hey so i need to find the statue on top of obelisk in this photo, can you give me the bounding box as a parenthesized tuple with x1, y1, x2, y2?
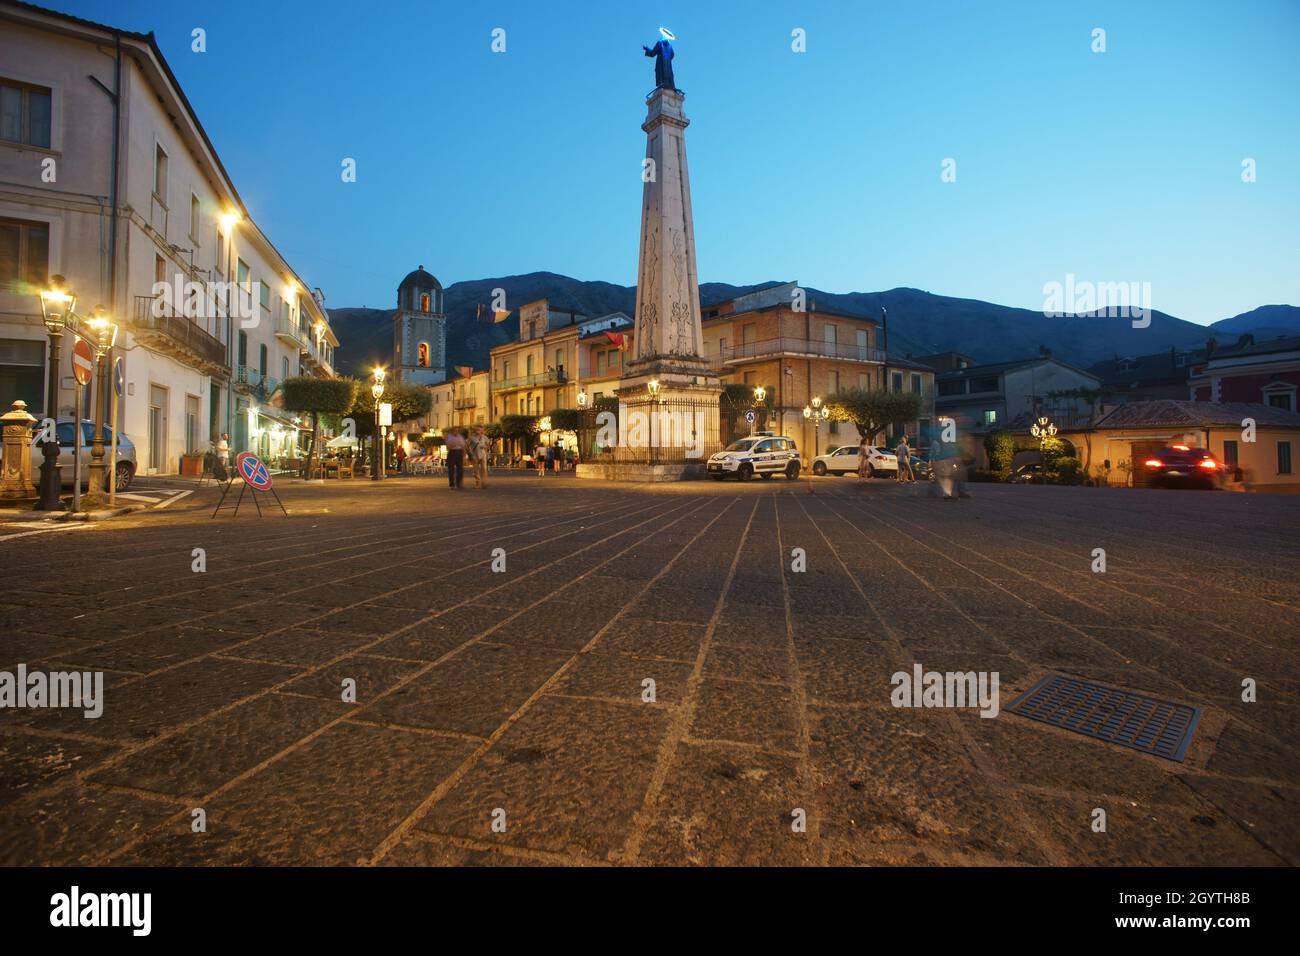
(643, 27, 677, 91)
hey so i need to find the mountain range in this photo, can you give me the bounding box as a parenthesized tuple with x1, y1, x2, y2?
(327, 273, 1300, 379)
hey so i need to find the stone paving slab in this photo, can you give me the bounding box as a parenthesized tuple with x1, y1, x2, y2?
(0, 476, 1296, 866)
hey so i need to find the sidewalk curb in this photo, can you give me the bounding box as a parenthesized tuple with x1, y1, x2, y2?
(52, 504, 148, 522)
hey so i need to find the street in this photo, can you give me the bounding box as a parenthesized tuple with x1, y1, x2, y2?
(1, 476, 1296, 866)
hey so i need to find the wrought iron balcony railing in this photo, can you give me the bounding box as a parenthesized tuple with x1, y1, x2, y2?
(132, 295, 228, 371)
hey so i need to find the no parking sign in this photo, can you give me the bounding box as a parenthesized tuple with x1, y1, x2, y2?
(236, 452, 273, 490)
(214, 452, 287, 518)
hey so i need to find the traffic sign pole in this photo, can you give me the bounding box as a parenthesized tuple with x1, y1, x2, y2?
(109, 355, 121, 508)
(70, 336, 94, 513)
(72, 382, 81, 513)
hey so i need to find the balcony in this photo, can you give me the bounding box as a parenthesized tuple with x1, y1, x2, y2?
(132, 295, 229, 374)
(233, 365, 279, 401)
(275, 315, 308, 349)
(491, 368, 567, 392)
(721, 337, 886, 365)
(453, 396, 477, 410)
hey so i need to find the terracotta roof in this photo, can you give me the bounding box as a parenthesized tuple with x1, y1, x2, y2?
(1093, 400, 1300, 429)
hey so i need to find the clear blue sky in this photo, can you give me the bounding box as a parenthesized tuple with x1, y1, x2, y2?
(57, 0, 1300, 324)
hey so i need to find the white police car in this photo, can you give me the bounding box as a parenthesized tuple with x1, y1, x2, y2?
(707, 433, 801, 481)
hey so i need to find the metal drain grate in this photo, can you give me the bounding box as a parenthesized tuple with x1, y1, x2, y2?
(1006, 673, 1201, 762)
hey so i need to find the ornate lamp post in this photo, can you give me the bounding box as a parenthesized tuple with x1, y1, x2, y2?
(647, 378, 660, 401)
(752, 384, 766, 433)
(37, 275, 76, 511)
(576, 386, 588, 409)
(1031, 416, 1058, 449)
(803, 396, 830, 459)
(370, 366, 385, 481)
(85, 306, 118, 502)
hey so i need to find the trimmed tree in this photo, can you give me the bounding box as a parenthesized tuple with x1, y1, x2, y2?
(983, 429, 1016, 474)
(823, 388, 923, 444)
(280, 376, 358, 478)
(498, 414, 539, 462)
(347, 378, 433, 468)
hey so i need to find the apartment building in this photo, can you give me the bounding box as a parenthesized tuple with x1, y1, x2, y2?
(1188, 334, 1300, 411)
(923, 350, 1102, 434)
(701, 283, 935, 451)
(428, 370, 489, 434)
(0, 1, 337, 475)
(489, 298, 584, 419)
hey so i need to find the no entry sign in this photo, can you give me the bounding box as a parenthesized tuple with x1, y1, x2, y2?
(236, 452, 273, 490)
(72, 338, 95, 386)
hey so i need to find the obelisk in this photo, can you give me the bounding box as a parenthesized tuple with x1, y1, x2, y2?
(615, 39, 721, 479)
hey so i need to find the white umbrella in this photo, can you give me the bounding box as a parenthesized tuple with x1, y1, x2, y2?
(325, 433, 358, 448)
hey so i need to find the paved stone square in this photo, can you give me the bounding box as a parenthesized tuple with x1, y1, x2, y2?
(1, 475, 1296, 866)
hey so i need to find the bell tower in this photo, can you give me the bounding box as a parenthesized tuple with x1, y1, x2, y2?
(393, 265, 446, 385)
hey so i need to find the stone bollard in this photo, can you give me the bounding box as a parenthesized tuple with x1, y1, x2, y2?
(1, 399, 38, 501)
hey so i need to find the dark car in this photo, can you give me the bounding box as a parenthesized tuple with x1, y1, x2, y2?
(1006, 462, 1045, 484)
(1142, 445, 1223, 489)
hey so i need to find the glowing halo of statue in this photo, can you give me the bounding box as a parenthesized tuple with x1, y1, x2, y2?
(659, 26, 676, 40)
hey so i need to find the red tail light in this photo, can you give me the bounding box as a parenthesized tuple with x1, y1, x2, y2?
(1172, 444, 1190, 451)
(1198, 459, 1218, 470)
(1144, 459, 1164, 468)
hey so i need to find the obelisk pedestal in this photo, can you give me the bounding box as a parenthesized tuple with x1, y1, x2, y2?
(604, 86, 720, 480)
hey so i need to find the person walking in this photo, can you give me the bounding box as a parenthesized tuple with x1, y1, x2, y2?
(895, 435, 913, 483)
(547, 441, 559, 475)
(856, 434, 870, 480)
(468, 424, 490, 489)
(444, 428, 466, 489)
(535, 441, 547, 477)
(394, 442, 406, 474)
(216, 432, 230, 468)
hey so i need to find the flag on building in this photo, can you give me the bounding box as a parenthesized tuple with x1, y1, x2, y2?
(456, 366, 474, 379)
(604, 331, 628, 351)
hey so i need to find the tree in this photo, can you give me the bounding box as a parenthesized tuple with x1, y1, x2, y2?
(280, 376, 357, 478)
(498, 414, 539, 460)
(347, 379, 433, 438)
(823, 388, 923, 443)
(983, 429, 1016, 474)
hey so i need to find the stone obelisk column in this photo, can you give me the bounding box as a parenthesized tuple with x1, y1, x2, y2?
(616, 86, 721, 479)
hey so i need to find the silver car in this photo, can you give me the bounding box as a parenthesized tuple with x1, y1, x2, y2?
(29, 418, 136, 491)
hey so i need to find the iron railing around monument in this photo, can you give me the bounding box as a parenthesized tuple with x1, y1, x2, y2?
(578, 395, 722, 466)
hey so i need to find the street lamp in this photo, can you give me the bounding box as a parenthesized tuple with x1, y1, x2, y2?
(371, 366, 385, 481)
(647, 378, 660, 399)
(1031, 416, 1058, 450)
(803, 396, 830, 459)
(85, 306, 118, 501)
(576, 387, 588, 409)
(36, 275, 76, 511)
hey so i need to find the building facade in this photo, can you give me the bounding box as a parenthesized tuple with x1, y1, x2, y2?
(489, 298, 584, 420)
(700, 283, 935, 453)
(0, 2, 337, 476)
(926, 352, 1102, 434)
(1188, 334, 1300, 411)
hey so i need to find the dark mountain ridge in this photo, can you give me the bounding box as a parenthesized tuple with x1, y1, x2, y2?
(328, 272, 1298, 379)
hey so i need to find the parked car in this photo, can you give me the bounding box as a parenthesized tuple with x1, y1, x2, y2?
(29, 418, 136, 491)
(1142, 445, 1223, 489)
(707, 434, 801, 480)
(810, 444, 897, 477)
(1006, 462, 1045, 484)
